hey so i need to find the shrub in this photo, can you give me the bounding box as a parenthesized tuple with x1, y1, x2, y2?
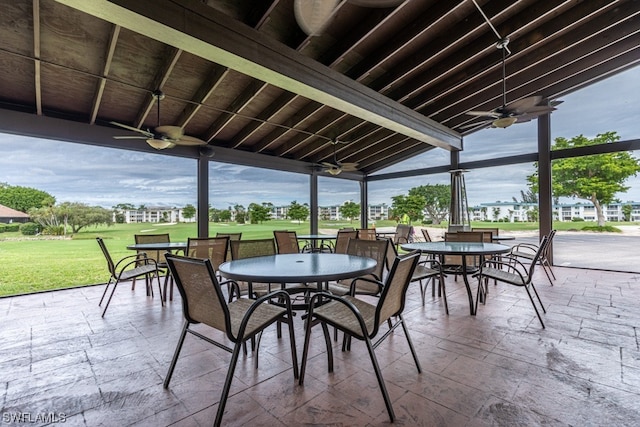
(0, 224, 5, 233)
(571, 217, 585, 222)
(20, 222, 39, 235)
(4, 223, 19, 232)
(582, 225, 621, 233)
(43, 225, 65, 235)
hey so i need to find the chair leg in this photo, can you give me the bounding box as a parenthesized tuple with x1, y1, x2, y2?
(299, 315, 315, 385)
(363, 335, 395, 423)
(321, 322, 333, 373)
(524, 285, 546, 328)
(439, 274, 449, 315)
(100, 279, 120, 317)
(214, 342, 243, 427)
(398, 314, 421, 372)
(163, 321, 189, 388)
(286, 313, 300, 379)
(99, 279, 112, 306)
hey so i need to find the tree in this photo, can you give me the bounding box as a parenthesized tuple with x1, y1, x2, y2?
(408, 184, 450, 225)
(492, 207, 500, 222)
(0, 183, 55, 212)
(287, 200, 309, 224)
(182, 204, 196, 221)
(29, 202, 112, 234)
(234, 204, 246, 224)
(339, 201, 360, 223)
(622, 204, 633, 222)
(248, 202, 273, 224)
(528, 132, 640, 226)
(391, 194, 426, 224)
(219, 209, 232, 222)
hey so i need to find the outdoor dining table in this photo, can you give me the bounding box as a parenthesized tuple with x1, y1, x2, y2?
(401, 241, 511, 315)
(218, 252, 376, 310)
(126, 242, 187, 252)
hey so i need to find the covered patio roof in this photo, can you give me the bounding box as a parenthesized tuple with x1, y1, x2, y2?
(1, 0, 639, 176)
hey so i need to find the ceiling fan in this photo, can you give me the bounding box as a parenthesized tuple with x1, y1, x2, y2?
(462, 38, 562, 131)
(294, 0, 404, 36)
(110, 90, 207, 150)
(319, 138, 359, 175)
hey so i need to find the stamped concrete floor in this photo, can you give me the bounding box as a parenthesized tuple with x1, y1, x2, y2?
(2, 266, 640, 426)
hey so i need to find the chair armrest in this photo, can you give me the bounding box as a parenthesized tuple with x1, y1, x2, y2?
(114, 253, 150, 270)
(475, 258, 527, 281)
(510, 243, 539, 254)
(219, 279, 241, 300)
(115, 256, 157, 275)
(306, 292, 369, 337)
(347, 275, 384, 296)
(233, 289, 295, 342)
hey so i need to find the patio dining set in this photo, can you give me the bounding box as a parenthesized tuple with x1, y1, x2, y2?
(95, 226, 555, 425)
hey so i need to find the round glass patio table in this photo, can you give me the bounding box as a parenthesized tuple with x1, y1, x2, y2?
(401, 242, 511, 315)
(297, 234, 337, 252)
(219, 253, 376, 309)
(126, 242, 187, 252)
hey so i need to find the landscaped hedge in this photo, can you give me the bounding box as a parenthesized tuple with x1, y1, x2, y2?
(20, 222, 39, 235)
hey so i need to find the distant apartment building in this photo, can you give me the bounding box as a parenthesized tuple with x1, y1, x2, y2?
(471, 201, 640, 222)
(269, 202, 390, 221)
(116, 206, 196, 223)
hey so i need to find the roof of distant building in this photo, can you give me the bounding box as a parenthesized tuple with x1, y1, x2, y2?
(0, 204, 30, 219)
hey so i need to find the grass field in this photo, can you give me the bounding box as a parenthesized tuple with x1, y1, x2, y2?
(0, 219, 373, 297)
(0, 219, 629, 297)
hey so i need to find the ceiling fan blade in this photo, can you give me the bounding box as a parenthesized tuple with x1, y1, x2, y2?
(155, 125, 184, 140)
(348, 0, 404, 6)
(110, 121, 154, 138)
(466, 110, 500, 118)
(505, 96, 543, 114)
(294, 0, 339, 35)
(459, 119, 493, 130)
(174, 135, 207, 146)
(321, 161, 338, 168)
(341, 165, 359, 172)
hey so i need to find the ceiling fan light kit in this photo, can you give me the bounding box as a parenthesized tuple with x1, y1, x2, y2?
(492, 116, 517, 128)
(111, 90, 207, 150)
(462, 4, 561, 131)
(146, 139, 175, 150)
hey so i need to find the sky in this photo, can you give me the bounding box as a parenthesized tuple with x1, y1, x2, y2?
(1, 65, 639, 210)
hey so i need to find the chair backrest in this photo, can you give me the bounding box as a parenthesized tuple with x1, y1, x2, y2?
(216, 232, 242, 241)
(346, 238, 388, 280)
(186, 236, 229, 270)
(96, 237, 116, 276)
(393, 224, 412, 244)
(334, 229, 357, 254)
(215, 232, 241, 261)
(524, 235, 550, 280)
(356, 228, 377, 240)
(165, 254, 230, 334)
(543, 229, 556, 258)
(375, 251, 420, 330)
(230, 238, 276, 260)
(444, 231, 485, 266)
(421, 228, 432, 242)
(134, 233, 170, 264)
(471, 227, 499, 240)
(382, 237, 398, 273)
(273, 230, 300, 254)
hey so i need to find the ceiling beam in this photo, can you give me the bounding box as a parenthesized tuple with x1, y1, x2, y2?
(32, 0, 42, 116)
(55, 0, 461, 151)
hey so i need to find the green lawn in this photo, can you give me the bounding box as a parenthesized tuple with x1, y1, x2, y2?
(0, 219, 633, 297)
(0, 219, 373, 297)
